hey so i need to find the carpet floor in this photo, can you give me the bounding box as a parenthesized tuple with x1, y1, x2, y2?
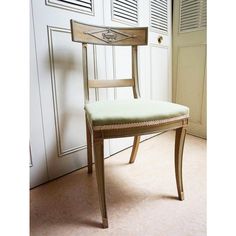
(30, 131, 206, 236)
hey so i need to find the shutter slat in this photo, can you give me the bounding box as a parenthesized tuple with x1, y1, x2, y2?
(151, 2, 167, 11)
(114, 1, 137, 12)
(181, 21, 199, 26)
(151, 3, 167, 15)
(151, 16, 167, 25)
(181, 16, 199, 23)
(112, 0, 138, 24)
(114, 12, 138, 21)
(151, 6, 168, 17)
(151, 23, 167, 29)
(151, 10, 168, 20)
(117, 0, 137, 8)
(182, 1, 199, 8)
(151, 23, 168, 30)
(151, 23, 167, 30)
(151, 11, 167, 21)
(152, 0, 167, 6)
(181, 11, 200, 18)
(114, 8, 137, 18)
(114, 3, 137, 15)
(151, 1, 167, 11)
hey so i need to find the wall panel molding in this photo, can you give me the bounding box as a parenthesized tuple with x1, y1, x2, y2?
(149, 43, 168, 100)
(47, 26, 87, 157)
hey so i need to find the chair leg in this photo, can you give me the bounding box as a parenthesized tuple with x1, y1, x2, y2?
(129, 136, 141, 164)
(86, 121, 93, 174)
(93, 138, 108, 228)
(175, 127, 187, 201)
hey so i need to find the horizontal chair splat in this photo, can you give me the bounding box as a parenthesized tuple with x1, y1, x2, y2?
(88, 79, 134, 88)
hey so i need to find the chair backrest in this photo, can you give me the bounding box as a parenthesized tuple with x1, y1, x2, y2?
(70, 20, 148, 103)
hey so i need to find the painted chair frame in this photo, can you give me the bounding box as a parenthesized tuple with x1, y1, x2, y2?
(70, 20, 188, 228)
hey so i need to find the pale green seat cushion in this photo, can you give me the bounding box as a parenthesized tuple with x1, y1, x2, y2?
(85, 99, 189, 126)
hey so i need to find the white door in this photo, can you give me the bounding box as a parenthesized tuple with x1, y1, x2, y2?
(173, 0, 207, 138)
(31, 0, 107, 183)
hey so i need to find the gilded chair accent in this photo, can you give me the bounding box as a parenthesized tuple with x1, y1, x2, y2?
(70, 20, 189, 228)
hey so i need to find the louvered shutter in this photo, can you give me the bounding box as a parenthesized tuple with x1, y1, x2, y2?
(150, 0, 168, 34)
(180, 0, 207, 32)
(46, 0, 93, 14)
(112, 0, 138, 25)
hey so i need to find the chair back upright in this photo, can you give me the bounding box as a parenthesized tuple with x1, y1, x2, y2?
(70, 20, 148, 103)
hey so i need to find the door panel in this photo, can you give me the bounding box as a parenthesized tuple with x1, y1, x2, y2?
(48, 27, 86, 155)
(150, 45, 169, 101)
(176, 45, 206, 124)
(114, 46, 133, 100)
(173, 0, 207, 138)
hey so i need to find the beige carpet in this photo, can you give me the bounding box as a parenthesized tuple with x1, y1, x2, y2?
(30, 132, 206, 236)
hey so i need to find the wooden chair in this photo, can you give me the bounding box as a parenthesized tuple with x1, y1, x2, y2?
(70, 20, 189, 228)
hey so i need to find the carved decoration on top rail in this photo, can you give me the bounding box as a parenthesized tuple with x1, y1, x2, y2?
(84, 28, 136, 43)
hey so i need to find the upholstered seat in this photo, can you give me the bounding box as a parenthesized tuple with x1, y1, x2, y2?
(85, 99, 189, 126)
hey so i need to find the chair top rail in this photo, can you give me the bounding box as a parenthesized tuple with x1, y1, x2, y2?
(71, 20, 148, 46)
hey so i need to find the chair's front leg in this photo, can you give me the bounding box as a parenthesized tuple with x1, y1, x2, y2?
(175, 127, 187, 201)
(93, 138, 108, 228)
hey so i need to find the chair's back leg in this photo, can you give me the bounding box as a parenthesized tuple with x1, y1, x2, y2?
(93, 138, 108, 228)
(86, 119, 93, 174)
(175, 127, 187, 201)
(128, 46, 141, 164)
(129, 136, 141, 164)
